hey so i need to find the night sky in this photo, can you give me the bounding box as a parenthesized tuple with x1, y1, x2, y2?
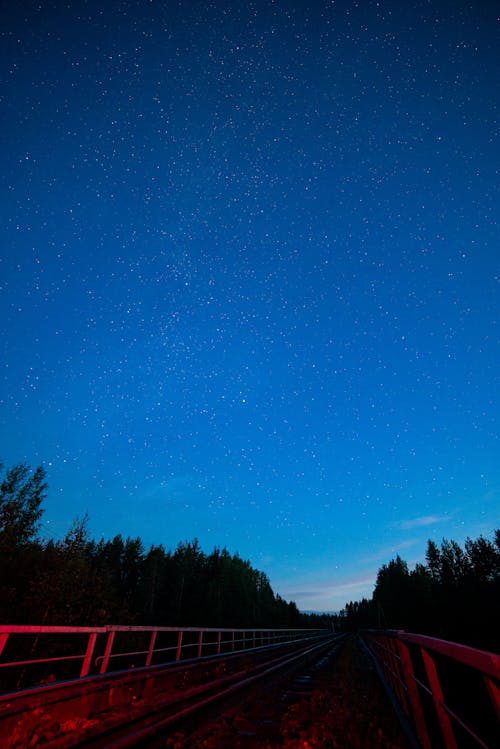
(1, 0, 498, 613)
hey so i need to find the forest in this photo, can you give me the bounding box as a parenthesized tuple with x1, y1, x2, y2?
(1, 461, 498, 653)
(0, 462, 322, 628)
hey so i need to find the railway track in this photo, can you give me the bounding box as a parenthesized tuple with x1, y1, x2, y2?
(160, 635, 412, 749)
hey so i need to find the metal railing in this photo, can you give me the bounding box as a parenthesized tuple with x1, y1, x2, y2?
(362, 630, 500, 749)
(0, 624, 330, 692)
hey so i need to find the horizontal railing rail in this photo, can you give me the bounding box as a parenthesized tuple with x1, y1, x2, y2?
(0, 624, 331, 693)
(361, 629, 500, 749)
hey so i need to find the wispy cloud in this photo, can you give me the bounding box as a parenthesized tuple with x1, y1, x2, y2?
(397, 515, 448, 530)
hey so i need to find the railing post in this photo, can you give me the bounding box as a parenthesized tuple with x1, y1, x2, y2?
(373, 636, 395, 698)
(145, 631, 157, 667)
(421, 648, 458, 749)
(396, 638, 432, 749)
(175, 631, 183, 661)
(197, 631, 203, 658)
(81, 632, 98, 677)
(100, 631, 115, 674)
(0, 633, 9, 657)
(231, 631, 235, 651)
(217, 631, 221, 655)
(387, 636, 408, 712)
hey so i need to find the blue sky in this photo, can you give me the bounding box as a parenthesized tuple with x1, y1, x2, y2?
(1, 0, 498, 613)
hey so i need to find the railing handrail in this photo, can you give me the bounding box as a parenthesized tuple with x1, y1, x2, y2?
(0, 624, 329, 634)
(364, 629, 500, 679)
(0, 625, 107, 634)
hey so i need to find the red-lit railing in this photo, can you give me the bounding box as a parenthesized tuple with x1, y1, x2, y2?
(0, 624, 329, 692)
(362, 630, 500, 749)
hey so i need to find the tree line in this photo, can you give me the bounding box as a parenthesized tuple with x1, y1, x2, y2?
(340, 529, 500, 651)
(0, 461, 328, 629)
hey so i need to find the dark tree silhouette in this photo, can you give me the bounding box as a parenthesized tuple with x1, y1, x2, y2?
(341, 532, 500, 651)
(0, 463, 46, 549)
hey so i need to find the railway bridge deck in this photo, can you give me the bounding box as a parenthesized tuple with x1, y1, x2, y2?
(0, 624, 498, 748)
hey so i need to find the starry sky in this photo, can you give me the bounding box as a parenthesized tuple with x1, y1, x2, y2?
(1, 0, 499, 613)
